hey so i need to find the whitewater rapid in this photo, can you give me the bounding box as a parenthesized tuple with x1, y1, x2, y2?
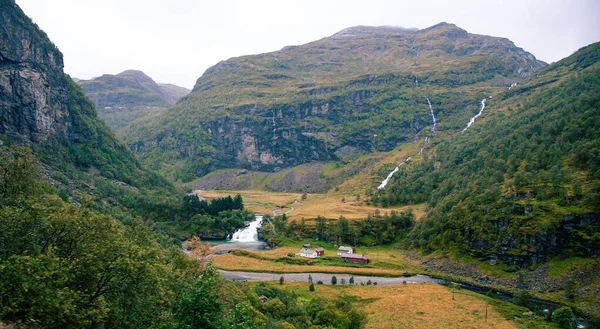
(229, 215, 263, 242)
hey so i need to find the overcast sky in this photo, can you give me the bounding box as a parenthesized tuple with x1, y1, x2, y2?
(16, 0, 600, 89)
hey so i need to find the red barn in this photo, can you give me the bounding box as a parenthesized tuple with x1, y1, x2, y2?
(340, 254, 370, 264)
(315, 247, 325, 256)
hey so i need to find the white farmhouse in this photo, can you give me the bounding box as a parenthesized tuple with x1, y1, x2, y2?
(299, 248, 318, 258)
(337, 246, 355, 256)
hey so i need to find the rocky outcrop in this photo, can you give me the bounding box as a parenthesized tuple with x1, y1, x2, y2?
(468, 214, 600, 269)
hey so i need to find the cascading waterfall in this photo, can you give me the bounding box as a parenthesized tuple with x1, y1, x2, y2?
(229, 215, 263, 242)
(378, 96, 438, 190)
(461, 99, 486, 133)
(377, 156, 411, 190)
(426, 97, 437, 133)
(418, 136, 430, 155)
(414, 76, 419, 87)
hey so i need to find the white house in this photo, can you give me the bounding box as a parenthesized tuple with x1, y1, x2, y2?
(299, 248, 318, 258)
(337, 246, 355, 256)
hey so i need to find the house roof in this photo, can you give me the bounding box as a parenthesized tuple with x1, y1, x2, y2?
(300, 248, 316, 254)
(338, 246, 353, 251)
(315, 247, 324, 251)
(341, 254, 369, 260)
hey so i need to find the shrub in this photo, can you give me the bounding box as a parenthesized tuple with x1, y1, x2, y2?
(551, 306, 574, 328)
(309, 283, 315, 292)
(331, 276, 337, 285)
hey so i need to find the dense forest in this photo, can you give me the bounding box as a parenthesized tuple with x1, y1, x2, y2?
(260, 210, 415, 247)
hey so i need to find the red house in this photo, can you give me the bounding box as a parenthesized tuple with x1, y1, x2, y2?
(340, 254, 370, 264)
(315, 247, 325, 256)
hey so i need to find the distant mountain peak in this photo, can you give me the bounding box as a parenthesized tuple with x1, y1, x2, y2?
(331, 25, 418, 38)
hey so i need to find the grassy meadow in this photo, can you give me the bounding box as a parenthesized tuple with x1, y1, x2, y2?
(254, 281, 560, 329)
(195, 189, 427, 221)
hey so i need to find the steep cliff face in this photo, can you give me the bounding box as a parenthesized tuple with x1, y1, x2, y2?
(0, 0, 70, 143)
(0, 0, 173, 197)
(124, 23, 546, 182)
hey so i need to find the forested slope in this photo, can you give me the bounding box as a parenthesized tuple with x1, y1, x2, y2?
(377, 42, 600, 267)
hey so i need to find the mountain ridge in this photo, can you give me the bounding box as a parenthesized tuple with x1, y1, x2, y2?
(77, 69, 190, 136)
(123, 22, 546, 183)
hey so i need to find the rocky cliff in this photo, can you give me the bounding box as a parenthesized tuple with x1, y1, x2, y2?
(0, 0, 69, 143)
(0, 0, 174, 203)
(123, 23, 546, 182)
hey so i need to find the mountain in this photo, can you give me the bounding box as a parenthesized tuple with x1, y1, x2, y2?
(77, 70, 190, 136)
(376, 42, 600, 267)
(122, 23, 545, 183)
(0, 0, 179, 220)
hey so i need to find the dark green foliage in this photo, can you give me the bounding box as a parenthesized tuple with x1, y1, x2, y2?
(331, 276, 338, 285)
(171, 265, 224, 329)
(0, 146, 43, 206)
(552, 306, 575, 328)
(253, 283, 366, 328)
(268, 210, 414, 247)
(279, 276, 285, 285)
(309, 283, 315, 291)
(563, 275, 578, 301)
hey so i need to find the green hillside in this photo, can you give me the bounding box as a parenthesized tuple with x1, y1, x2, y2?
(376, 42, 600, 267)
(123, 23, 545, 183)
(78, 70, 190, 137)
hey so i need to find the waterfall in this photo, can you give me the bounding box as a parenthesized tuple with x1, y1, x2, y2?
(414, 76, 419, 87)
(229, 215, 263, 242)
(377, 156, 411, 190)
(426, 97, 437, 133)
(418, 136, 430, 155)
(461, 99, 486, 133)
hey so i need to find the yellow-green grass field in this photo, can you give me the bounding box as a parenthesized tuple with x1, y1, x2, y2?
(255, 281, 558, 329)
(195, 189, 427, 221)
(211, 242, 425, 276)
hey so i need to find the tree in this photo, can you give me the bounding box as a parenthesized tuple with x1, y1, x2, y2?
(308, 274, 313, 283)
(173, 264, 224, 329)
(349, 276, 355, 285)
(309, 283, 315, 292)
(551, 306, 574, 328)
(0, 146, 42, 206)
(279, 276, 285, 285)
(188, 236, 213, 266)
(331, 276, 337, 285)
(564, 275, 578, 300)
